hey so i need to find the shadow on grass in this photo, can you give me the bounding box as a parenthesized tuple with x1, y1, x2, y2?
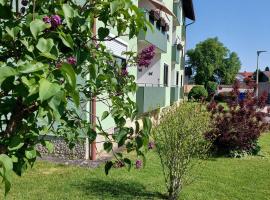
(71, 178, 167, 199)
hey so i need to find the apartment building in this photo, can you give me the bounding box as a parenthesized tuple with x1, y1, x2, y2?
(91, 0, 196, 158)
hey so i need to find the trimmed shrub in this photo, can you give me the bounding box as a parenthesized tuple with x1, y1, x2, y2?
(152, 103, 211, 200)
(188, 86, 208, 101)
(206, 81, 217, 97)
(206, 81, 269, 156)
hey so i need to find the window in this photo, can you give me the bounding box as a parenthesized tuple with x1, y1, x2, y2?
(164, 64, 169, 86)
(180, 75, 183, 86)
(114, 56, 127, 68)
(176, 71, 179, 86)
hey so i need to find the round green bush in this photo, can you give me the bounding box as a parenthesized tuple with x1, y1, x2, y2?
(188, 86, 208, 100)
(206, 81, 218, 96)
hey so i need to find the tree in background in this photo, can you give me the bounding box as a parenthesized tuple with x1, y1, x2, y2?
(186, 38, 241, 85)
(265, 66, 269, 71)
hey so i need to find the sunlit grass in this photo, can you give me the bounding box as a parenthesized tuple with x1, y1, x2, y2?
(1, 134, 270, 200)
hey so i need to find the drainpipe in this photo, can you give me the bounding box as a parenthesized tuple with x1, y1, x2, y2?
(90, 5, 97, 161)
(183, 20, 195, 92)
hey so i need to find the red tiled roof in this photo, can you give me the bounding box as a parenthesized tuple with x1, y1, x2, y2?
(239, 71, 253, 78)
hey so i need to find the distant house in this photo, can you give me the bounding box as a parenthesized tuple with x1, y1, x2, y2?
(217, 83, 254, 94)
(236, 71, 254, 82)
(259, 71, 270, 82)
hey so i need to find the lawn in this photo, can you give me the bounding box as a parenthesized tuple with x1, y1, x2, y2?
(1, 134, 270, 200)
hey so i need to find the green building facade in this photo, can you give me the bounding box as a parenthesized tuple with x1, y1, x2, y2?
(93, 0, 196, 154)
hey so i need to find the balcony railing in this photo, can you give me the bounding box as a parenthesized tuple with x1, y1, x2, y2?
(138, 11, 167, 53)
(136, 85, 166, 114)
(172, 45, 180, 64)
(170, 86, 180, 105)
(180, 86, 184, 99)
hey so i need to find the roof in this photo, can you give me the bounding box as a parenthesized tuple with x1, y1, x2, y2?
(262, 71, 270, 78)
(238, 71, 253, 78)
(219, 83, 254, 90)
(183, 0, 195, 21)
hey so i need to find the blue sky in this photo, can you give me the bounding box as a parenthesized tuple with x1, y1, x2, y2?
(186, 0, 270, 72)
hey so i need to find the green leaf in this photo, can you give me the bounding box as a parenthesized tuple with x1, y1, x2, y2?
(40, 52, 57, 60)
(44, 141, 54, 153)
(48, 91, 65, 119)
(110, 1, 123, 14)
(21, 38, 34, 52)
(70, 90, 80, 107)
(39, 79, 61, 102)
(8, 136, 24, 151)
(143, 117, 152, 134)
(62, 4, 74, 30)
(115, 129, 127, 144)
(105, 161, 113, 175)
(25, 149, 37, 160)
(135, 136, 143, 149)
(21, 76, 39, 96)
(36, 38, 54, 53)
(5, 26, 20, 40)
(0, 155, 13, 172)
(89, 64, 97, 79)
(104, 142, 113, 152)
(87, 128, 97, 143)
(98, 27, 110, 40)
(123, 158, 132, 171)
(101, 111, 109, 121)
(0, 0, 8, 6)
(60, 63, 76, 90)
(18, 62, 47, 74)
(0, 66, 18, 86)
(0, 154, 13, 196)
(30, 19, 50, 40)
(59, 33, 74, 49)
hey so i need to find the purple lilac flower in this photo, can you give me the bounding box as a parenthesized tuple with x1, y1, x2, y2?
(137, 45, 156, 68)
(148, 141, 155, 150)
(121, 68, 128, 76)
(43, 15, 61, 30)
(56, 62, 62, 69)
(51, 15, 62, 28)
(114, 160, 125, 168)
(43, 16, 51, 24)
(67, 56, 77, 65)
(135, 160, 142, 169)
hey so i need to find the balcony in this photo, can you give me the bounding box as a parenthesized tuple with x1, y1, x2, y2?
(138, 11, 167, 53)
(136, 85, 166, 114)
(180, 86, 184, 99)
(173, 3, 181, 26)
(170, 86, 180, 105)
(172, 45, 180, 64)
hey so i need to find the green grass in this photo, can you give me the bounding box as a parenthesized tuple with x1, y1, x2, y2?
(2, 134, 270, 200)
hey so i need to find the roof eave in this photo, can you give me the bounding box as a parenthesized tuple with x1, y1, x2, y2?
(183, 0, 195, 21)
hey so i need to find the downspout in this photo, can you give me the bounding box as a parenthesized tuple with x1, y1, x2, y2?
(183, 20, 195, 93)
(90, 5, 97, 161)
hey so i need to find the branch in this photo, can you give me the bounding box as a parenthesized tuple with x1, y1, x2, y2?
(4, 98, 38, 138)
(90, 34, 129, 42)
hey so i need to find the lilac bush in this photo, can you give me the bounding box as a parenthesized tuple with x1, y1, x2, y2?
(137, 45, 156, 68)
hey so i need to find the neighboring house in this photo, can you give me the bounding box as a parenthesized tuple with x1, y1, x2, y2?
(259, 71, 270, 82)
(91, 0, 196, 158)
(236, 71, 254, 82)
(217, 84, 254, 94)
(258, 71, 270, 102)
